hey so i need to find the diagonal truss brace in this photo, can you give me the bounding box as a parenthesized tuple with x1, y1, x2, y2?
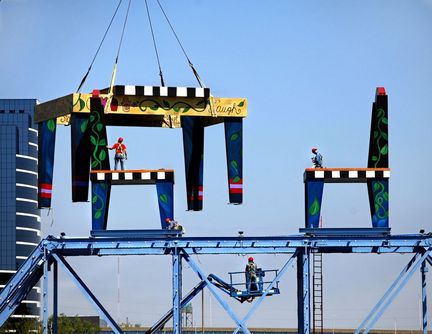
(147, 280, 207, 334)
(182, 250, 251, 334)
(421, 260, 428, 334)
(232, 251, 298, 334)
(355, 252, 420, 334)
(52, 253, 123, 334)
(355, 247, 432, 334)
(0, 246, 45, 327)
(42, 249, 49, 334)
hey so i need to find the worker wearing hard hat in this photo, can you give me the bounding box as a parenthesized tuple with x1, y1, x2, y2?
(245, 257, 258, 291)
(165, 217, 185, 234)
(311, 147, 323, 168)
(107, 137, 128, 170)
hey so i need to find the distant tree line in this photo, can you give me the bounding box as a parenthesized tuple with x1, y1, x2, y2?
(0, 314, 100, 333)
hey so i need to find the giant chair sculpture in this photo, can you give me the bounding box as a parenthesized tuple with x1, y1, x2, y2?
(36, 86, 247, 230)
(304, 87, 390, 229)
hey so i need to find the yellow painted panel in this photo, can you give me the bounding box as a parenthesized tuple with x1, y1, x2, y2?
(72, 94, 247, 117)
(36, 93, 247, 124)
(56, 114, 71, 125)
(212, 97, 247, 117)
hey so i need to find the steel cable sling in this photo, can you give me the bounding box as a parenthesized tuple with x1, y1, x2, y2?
(155, 0, 206, 88)
(76, 0, 123, 93)
(108, 0, 132, 97)
(145, 0, 165, 86)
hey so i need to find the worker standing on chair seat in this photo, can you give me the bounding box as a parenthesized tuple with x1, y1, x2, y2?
(311, 147, 323, 168)
(107, 137, 128, 170)
(245, 257, 258, 291)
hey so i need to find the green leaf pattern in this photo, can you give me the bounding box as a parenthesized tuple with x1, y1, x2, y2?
(93, 184, 107, 222)
(380, 144, 388, 155)
(227, 127, 242, 189)
(73, 94, 86, 111)
(160, 194, 168, 203)
(230, 132, 239, 141)
(89, 110, 108, 170)
(138, 99, 208, 113)
(231, 160, 239, 173)
(99, 150, 106, 161)
(47, 119, 56, 132)
(372, 108, 389, 167)
(309, 197, 320, 216)
(80, 119, 89, 134)
(373, 181, 388, 219)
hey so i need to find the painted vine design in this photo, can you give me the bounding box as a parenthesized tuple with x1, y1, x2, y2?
(73, 93, 87, 111)
(89, 112, 107, 170)
(371, 108, 388, 167)
(73, 95, 209, 113)
(138, 99, 208, 113)
(229, 130, 242, 183)
(58, 114, 71, 125)
(92, 183, 107, 220)
(373, 181, 389, 219)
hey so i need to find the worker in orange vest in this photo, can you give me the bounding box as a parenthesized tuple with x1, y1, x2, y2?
(107, 137, 128, 170)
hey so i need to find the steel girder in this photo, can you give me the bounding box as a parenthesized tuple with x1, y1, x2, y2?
(297, 248, 311, 334)
(172, 249, 182, 334)
(52, 254, 123, 334)
(421, 260, 428, 334)
(40, 234, 432, 256)
(355, 248, 432, 334)
(1, 234, 432, 333)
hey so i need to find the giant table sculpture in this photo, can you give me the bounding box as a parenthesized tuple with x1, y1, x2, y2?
(35, 86, 247, 229)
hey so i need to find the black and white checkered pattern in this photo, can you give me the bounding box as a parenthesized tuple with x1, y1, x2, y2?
(100, 86, 210, 98)
(304, 169, 390, 183)
(90, 170, 174, 185)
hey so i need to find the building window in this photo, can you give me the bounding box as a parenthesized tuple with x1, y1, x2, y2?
(9, 110, 15, 113)
(19, 110, 25, 114)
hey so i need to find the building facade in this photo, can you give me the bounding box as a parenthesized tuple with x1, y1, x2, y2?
(0, 99, 40, 319)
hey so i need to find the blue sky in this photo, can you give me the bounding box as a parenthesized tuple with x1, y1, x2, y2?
(1, 0, 432, 330)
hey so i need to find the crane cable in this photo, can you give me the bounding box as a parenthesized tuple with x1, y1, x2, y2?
(145, 0, 165, 87)
(76, 0, 123, 93)
(155, 0, 216, 117)
(106, 0, 132, 112)
(155, 0, 206, 89)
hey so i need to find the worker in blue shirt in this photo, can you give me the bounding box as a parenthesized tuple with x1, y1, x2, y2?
(311, 147, 323, 168)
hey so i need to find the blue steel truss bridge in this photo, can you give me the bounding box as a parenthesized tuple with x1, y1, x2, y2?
(0, 230, 431, 334)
